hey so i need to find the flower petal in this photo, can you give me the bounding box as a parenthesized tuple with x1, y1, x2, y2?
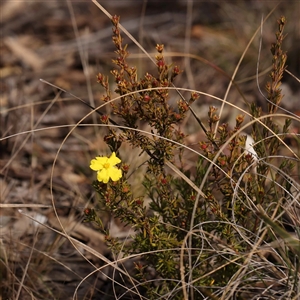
(90, 156, 107, 171)
(108, 152, 121, 166)
(108, 167, 122, 182)
(97, 169, 110, 183)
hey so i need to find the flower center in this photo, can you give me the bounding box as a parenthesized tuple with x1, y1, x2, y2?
(104, 163, 110, 169)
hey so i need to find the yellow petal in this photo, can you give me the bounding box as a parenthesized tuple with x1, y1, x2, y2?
(108, 152, 121, 166)
(108, 167, 122, 182)
(97, 169, 110, 183)
(90, 156, 107, 171)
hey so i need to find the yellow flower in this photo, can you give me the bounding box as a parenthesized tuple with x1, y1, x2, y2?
(90, 152, 122, 183)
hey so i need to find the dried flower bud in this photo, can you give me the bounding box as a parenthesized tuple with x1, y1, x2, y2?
(122, 186, 129, 193)
(97, 73, 103, 83)
(191, 92, 199, 101)
(122, 164, 130, 172)
(200, 142, 208, 151)
(236, 114, 244, 127)
(111, 15, 120, 26)
(136, 199, 143, 206)
(144, 95, 151, 102)
(178, 100, 188, 113)
(161, 178, 167, 185)
(84, 208, 92, 216)
(157, 59, 165, 69)
(113, 27, 120, 35)
(174, 113, 181, 120)
(156, 44, 164, 53)
(145, 73, 152, 81)
(190, 195, 196, 201)
(211, 114, 220, 123)
(173, 65, 180, 75)
(218, 156, 226, 166)
(101, 115, 109, 124)
(208, 106, 218, 116)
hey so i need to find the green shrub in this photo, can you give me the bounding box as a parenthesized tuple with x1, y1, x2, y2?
(85, 15, 299, 299)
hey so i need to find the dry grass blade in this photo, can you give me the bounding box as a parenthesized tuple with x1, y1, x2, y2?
(257, 204, 300, 255)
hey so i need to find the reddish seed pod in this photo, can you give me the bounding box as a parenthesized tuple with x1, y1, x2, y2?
(173, 66, 180, 75)
(84, 208, 91, 216)
(101, 115, 109, 123)
(174, 113, 181, 120)
(161, 178, 167, 185)
(122, 186, 129, 193)
(122, 164, 129, 172)
(200, 142, 208, 150)
(144, 95, 151, 102)
(157, 60, 165, 68)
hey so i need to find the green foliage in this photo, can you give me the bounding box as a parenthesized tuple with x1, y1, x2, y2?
(85, 15, 299, 299)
